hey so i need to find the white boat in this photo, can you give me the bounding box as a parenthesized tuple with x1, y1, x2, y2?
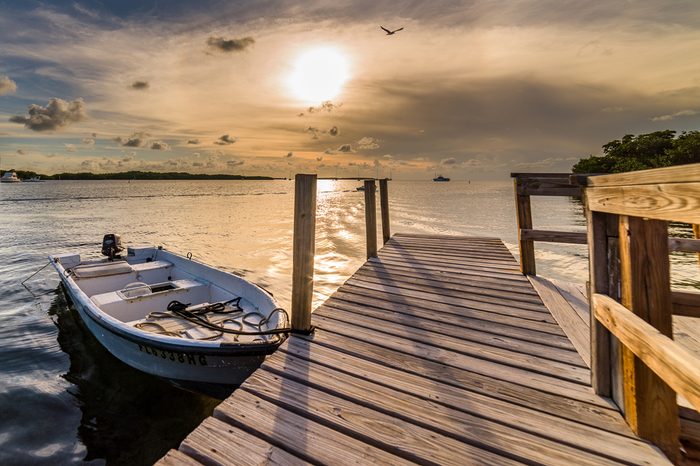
(25, 176, 43, 182)
(1, 171, 21, 183)
(50, 234, 290, 395)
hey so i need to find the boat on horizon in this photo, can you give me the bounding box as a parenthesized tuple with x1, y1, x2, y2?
(50, 234, 290, 396)
(433, 175, 450, 182)
(1, 171, 21, 183)
(25, 176, 43, 182)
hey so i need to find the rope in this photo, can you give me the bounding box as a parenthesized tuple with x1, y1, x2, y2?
(21, 261, 53, 297)
(141, 299, 291, 338)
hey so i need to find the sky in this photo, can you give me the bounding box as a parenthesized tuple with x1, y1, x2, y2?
(1, 0, 699, 180)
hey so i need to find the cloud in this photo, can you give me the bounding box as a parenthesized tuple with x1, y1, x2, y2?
(65, 144, 77, 152)
(16, 149, 26, 155)
(651, 110, 697, 121)
(286, 152, 293, 158)
(357, 136, 380, 150)
(129, 80, 149, 90)
(187, 138, 200, 144)
(337, 144, 354, 153)
(307, 101, 341, 113)
(82, 137, 95, 146)
(150, 141, 170, 150)
(207, 36, 255, 53)
(0, 76, 17, 95)
(440, 157, 458, 166)
(305, 126, 320, 139)
(328, 126, 339, 136)
(382, 154, 394, 160)
(227, 159, 244, 167)
(9, 98, 86, 131)
(114, 131, 149, 147)
(215, 134, 237, 145)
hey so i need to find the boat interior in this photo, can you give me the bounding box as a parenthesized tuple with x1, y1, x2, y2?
(61, 255, 284, 345)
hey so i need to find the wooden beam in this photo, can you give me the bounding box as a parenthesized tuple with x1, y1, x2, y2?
(516, 177, 582, 197)
(593, 293, 700, 414)
(520, 229, 587, 244)
(379, 178, 391, 244)
(695, 224, 700, 264)
(586, 210, 611, 396)
(617, 215, 679, 462)
(667, 237, 700, 253)
(586, 182, 700, 224)
(584, 163, 700, 187)
(514, 180, 536, 275)
(364, 179, 377, 259)
(291, 174, 317, 334)
(510, 172, 573, 178)
(672, 291, 700, 318)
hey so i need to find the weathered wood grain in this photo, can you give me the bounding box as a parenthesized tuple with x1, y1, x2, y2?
(583, 164, 700, 187)
(379, 178, 391, 244)
(618, 216, 679, 462)
(158, 450, 203, 466)
(585, 182, 700, 224)
(180, 417, 308, 466)
(520, 229, 588, 244)
(671, 291, 700, 318)
(594, 293, 700, 413)
(516, 177, 582, 197)
(514, 182, 536, 275)
(291, 174, 316, 333)
(529, 276, 591, 367)
(363, 179, 378, 259)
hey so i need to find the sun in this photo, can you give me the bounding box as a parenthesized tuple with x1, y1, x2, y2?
(287, 47, 351, 104)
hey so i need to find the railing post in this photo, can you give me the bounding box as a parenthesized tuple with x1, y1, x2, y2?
(694, 224, 700, 264)
(364, 179, 377, 259)
(291, 174, 317, 334)
(618, 215, 679, 462)
(587, 209, 612, 396)
(379, 178, 390, 244)
(514, 178, 536, 275)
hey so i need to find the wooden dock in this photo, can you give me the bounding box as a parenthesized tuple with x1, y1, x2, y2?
(160, 233, 670, 465)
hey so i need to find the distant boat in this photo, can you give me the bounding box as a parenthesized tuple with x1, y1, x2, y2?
(433, 175, 450, 182)
(25, 176, 43, 182)
(50, 234, 290, 395)
(1, 171, 21, 183)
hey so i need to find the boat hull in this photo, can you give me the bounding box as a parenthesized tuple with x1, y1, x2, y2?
(54, 255, 279, 391)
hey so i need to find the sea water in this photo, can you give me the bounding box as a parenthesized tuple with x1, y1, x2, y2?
(0, 179, 697, 464)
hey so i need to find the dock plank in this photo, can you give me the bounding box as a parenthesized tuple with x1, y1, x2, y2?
(162, 233, 671, 466)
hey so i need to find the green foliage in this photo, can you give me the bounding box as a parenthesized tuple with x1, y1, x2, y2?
(572, 130, 700, 173)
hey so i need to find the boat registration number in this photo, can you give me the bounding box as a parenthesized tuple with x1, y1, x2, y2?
(137, 343, 208, 366)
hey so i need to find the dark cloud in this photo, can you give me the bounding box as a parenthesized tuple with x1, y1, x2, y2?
(440, 157, 458, 166)
(286, 152, 293, 158)
(114, 131, 149, 147)
(130, 80, 149, 90)
(150, 141, 170, 151)
(187, 138, 200, 144)
(337, 144, 354, 153)
(9, 98, 86, 131)
(207, 36, 255, 53)
(651, 110, 697, 122)
(0, 76, 17, 95)
(307, 101, 341, 113)
(215, 134, 237, 145)
(16, 149, 25, 155)
(328, 126, 339, 136)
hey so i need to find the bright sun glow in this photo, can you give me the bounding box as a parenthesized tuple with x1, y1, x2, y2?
(288, 47, 350, 104)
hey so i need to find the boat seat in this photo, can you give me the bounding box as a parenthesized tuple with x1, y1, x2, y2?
(73, 261, 133, 278)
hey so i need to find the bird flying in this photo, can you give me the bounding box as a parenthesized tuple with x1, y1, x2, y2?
(380, 26, 404, 35)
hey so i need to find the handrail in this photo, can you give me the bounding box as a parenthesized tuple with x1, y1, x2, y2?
(582, 162, 700, 463)
(510, 172, 587, 275)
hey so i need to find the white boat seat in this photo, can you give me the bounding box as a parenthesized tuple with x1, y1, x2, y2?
(73, 261, 133, 278)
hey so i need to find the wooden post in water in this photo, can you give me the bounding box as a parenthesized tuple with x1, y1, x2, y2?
(379, 178, 391, 244)
(291, 174, 317, 334)
(514, 179, 536, 275)
(364, 179, 378, 259)
(618, 215, 679, 462)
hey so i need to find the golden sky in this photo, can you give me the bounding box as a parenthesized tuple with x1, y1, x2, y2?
(1, 1, 700, 179)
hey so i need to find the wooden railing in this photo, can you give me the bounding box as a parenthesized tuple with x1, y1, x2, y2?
(511, 173, 588, 275)
(290, 174, 390, 333)
(582, 164, 700, 463)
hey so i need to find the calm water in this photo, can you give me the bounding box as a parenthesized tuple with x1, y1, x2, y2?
(1, 179, 697, 464)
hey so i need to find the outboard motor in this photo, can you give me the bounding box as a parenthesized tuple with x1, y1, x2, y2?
(101, 234, 124, 260)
